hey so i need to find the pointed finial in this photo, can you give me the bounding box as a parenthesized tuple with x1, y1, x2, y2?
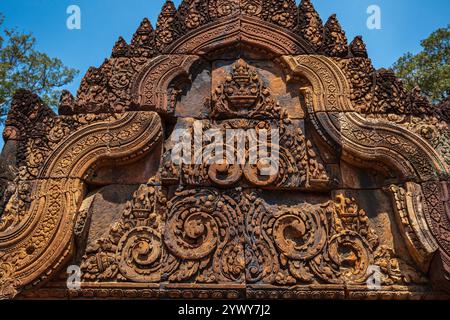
(368, 68, 408, 114)
(233, 58, 251, 76)
(323, 14, 348, 57)
(134, 17, 154, 36)
(297, 0, 324, 49)
(58, 90, 75, 115)
(178, 0, 208, 29)
(155, 0, 185, 51)
(409, 86, 433, 115)
(131, 18, 156, 58)
(350, 36, 368, 58)
(10, 89, 50, 119)
(111, 36, 130, 58)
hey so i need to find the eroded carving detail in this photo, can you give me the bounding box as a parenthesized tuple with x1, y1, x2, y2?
(0, 111, 163, 298)
(156, 1, 185, 52)
(246, 193, 426, 286)
(211, 59, 282, 119)
(323, 14, 348, 58)
(386, 184, 439, 272)
(81, 183, 166, 282)
(161, 60, 329, 188)
(1, 0, 449, 300)
(296, 0, 323, 50)
(162, 188, 245, 283)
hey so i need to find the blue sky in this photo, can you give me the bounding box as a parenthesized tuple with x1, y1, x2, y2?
(0, 0, 449, 149)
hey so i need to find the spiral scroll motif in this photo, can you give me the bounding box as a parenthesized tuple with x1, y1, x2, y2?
(117, 226, 162, 283)
(163, 189, 244, 283)
(272, 208, 328, 261)
(309, 231, 371, 284)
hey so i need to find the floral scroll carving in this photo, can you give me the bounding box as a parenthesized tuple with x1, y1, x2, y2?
(0, 110, 163, 298)
(246, 194, 425, 286)
(1, 0, 449, 300)
(283, 54, 450, 291)
(81, 183, 166, 283)
(80, 187, 427, 288)
(161, 59, 329, 189)
(386, 183, 438, 272)
(162, 188, 245, 283)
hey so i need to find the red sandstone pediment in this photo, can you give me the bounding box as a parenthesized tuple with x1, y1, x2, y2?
(0, 0, 449, 300)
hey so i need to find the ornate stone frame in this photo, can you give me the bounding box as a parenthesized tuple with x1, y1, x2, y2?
(1, 10, 449, 299)
(164, 15, 313, 56)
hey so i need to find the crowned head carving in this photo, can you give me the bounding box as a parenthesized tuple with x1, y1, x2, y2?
(211, 59, 281, 119)
(224, 59, 260, 108)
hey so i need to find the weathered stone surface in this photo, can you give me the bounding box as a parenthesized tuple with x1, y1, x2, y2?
(0, 0, 449, 300)
(339, 160, 389, 189)
(86, 144, 163, 185)
(84, 184, 140, 245)
(0, 141, 18, 216)
(212, 59, 305, 119)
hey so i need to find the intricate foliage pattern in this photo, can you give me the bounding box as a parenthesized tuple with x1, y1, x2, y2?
(162, 188, 245, 283)
(81, 184, 166, 282)
(296, 0, 323, 50)
(1, 0, 449, 300)
(337, 57, 439, 117)
(155, 1, 185, 51)
(323, 14, 348, 58)
(179, 0, 210, 29)
(386, 184, 438, 272)
(161, 118, 329, 188)
(366, 114, 450, 168)
(0, 91, 116, 232)
(0, 110, 162, 298)
(80, 188, 427, 287)
(246, 193, 426, 286)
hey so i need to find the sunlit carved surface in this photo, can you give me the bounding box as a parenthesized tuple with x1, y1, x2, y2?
(0, 0, 449, 300)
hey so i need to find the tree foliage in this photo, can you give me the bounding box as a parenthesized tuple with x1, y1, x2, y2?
(0, 13, 78, 121)
(392, 25, 450, 104)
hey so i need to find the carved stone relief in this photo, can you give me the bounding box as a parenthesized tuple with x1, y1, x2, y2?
(1, 0, 449, 300)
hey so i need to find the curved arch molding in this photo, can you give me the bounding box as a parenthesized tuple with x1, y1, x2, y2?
(165, 15, 313, 56)
(131, 16, 314, 115)
(0, 112, 162, 298)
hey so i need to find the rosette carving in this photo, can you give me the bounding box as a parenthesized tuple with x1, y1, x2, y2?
(209, 0, 240, 19)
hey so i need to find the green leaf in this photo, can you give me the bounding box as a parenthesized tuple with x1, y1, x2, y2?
(392, 25, 450, 104)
